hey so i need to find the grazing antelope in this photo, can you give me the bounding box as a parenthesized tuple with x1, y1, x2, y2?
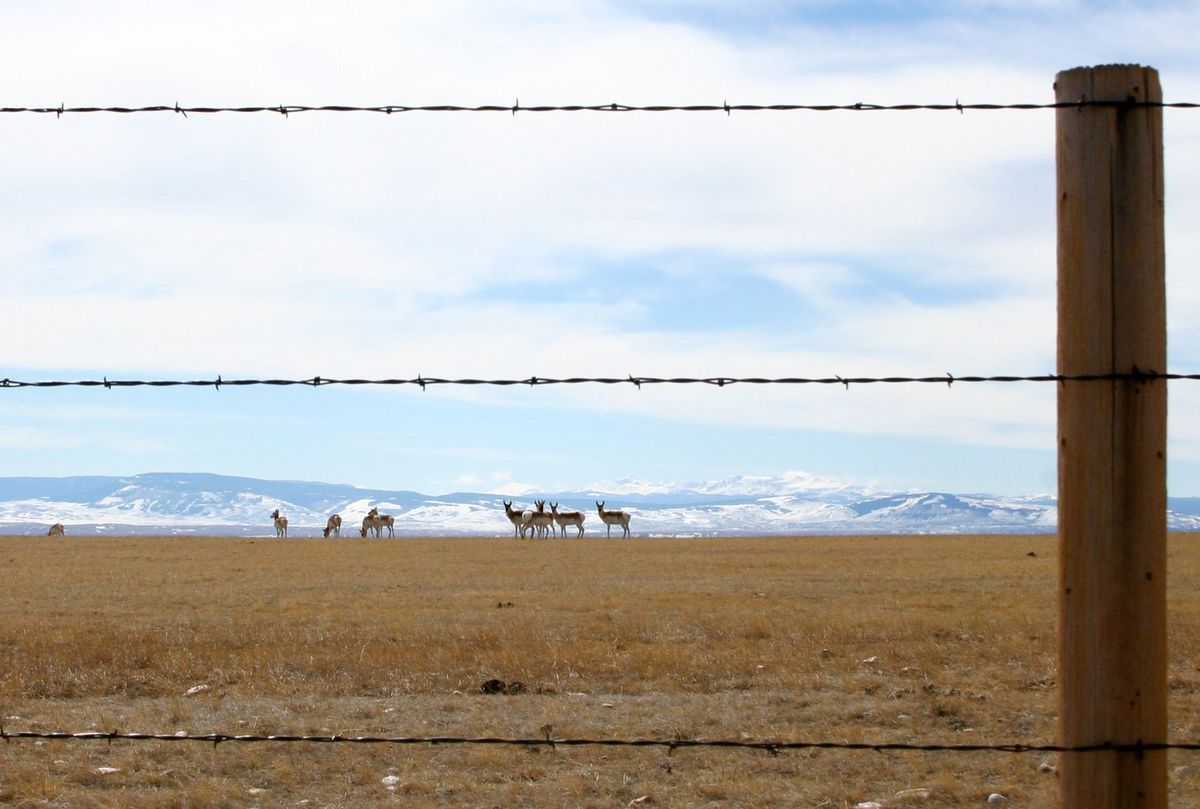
(271, 509, 288, 538)
(323, 514, 342, 538)
(46, 523, 66, 537)
(360, 513, 380, 538)
(595, 501, 631, 538)
(528, 499, 555, 539)
(550, 502, 585, 538)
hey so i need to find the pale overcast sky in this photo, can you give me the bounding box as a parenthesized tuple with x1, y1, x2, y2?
(2, 1, 1198, 496)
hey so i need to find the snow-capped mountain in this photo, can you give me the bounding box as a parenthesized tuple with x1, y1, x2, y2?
(588, 472, 869, 504)
(1, 472, 1198, 536)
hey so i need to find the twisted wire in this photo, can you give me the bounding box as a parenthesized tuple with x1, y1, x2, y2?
(1, 370, 1196, 392)
(3, 727, 1197, 755)
(2, 100, 1198, 118)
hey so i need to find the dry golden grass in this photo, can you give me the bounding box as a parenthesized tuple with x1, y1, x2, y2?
(1, 533, 1198, 807)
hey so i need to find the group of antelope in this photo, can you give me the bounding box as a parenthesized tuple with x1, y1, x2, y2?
(358, 507, 396, 537)
(272, 508, 397, 538)
(503, 500, 632, 539)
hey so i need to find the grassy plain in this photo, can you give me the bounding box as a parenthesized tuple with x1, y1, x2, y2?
(0, 533, 1198, 808)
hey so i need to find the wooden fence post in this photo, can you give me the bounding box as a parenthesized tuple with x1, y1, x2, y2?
(1056, 64, 1167, 807)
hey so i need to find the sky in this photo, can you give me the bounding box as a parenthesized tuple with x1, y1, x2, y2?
(2, 1, 1199, 497)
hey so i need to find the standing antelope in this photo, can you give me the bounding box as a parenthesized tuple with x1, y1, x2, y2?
(550, 502, 585, 538)
(323, 514, 342, 538)
(46, 523, 66, 537)
(595, 501, 631, 538)
(528, 499, 555, 539)
(271, 509, 288, 538)
(503, 500, 535, 538)
(365, 507, 396, 538)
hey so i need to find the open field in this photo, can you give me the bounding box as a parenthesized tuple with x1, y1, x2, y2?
(1, 533, 1199, 808)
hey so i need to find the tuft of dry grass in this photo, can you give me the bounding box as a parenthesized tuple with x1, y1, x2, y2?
(1, 533, 1198, 807)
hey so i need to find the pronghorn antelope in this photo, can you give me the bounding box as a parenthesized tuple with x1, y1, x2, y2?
(46, 523, 66, 537)
(271, 509, 289, 538)
(550, 502, 585, 538)
(365, 507, 396, 538)
(595, 501, 631, 538)
(528, 500, 555, 539)
(503, 500, 534, 538)
(360, 513, 380, 538)
(323, 514, 342, 538)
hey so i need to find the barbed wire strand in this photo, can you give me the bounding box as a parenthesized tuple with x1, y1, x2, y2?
(2, 100, 1199, 117)
(1, 727, 1197, 755)
(1, 371, 1197, 392)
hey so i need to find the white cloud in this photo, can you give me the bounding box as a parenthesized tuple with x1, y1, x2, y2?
(2, 1, 1198, 490)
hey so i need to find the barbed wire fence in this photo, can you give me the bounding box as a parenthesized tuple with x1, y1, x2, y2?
(4, 367, 1199, 760)
(3, 89, 1198, 777)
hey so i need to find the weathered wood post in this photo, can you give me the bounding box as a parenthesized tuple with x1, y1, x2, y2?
(1056, 64, 1167, 807)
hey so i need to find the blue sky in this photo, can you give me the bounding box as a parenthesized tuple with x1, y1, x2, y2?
(2, 1, 1199, 497)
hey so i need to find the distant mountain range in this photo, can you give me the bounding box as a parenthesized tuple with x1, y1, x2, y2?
(1, 472, 1198, 536)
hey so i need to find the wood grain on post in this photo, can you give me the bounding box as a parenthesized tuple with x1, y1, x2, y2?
(1056, 64, 1167, 808)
